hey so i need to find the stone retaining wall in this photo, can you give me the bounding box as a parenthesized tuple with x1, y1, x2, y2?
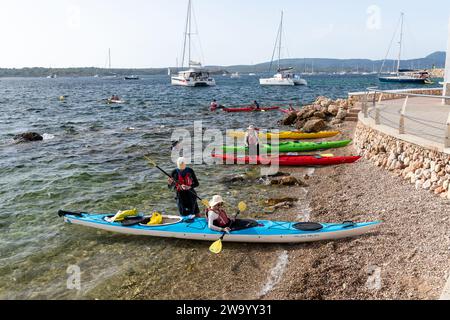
(349, 88, 443, 103)
(354, 122, 450, 199)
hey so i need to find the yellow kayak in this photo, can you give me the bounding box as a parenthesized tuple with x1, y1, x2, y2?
(228, 131, 340, 140)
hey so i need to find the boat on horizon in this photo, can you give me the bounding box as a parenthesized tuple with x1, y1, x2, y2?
(171, 0, 215, 87)
(101, 48, 119, 80)
(260, 11, 307, 86)
(124, 75, 140, 80)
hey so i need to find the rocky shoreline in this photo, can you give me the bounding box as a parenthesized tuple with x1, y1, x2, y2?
(280, 96, 356, 132)
(90, 100, 449, 300)
(263, 120, 450, 300)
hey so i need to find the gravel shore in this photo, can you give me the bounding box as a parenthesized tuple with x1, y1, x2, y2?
(264, 121, 450, 300)
(96, 121, 449, 300)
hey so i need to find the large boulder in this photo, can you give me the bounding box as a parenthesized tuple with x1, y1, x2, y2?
(297, 108, 316, 120)
(327, 104, 340, 116)
(313, 111, 326, 119)
(13, 132, 43, 143)
(295, 119, 307, 130)
(281, 112, 298, 125)
(336, 108, 347, 120)
(302, 119, 326, 133)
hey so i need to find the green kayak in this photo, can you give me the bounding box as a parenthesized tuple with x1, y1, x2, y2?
(222, 140, 352, 153)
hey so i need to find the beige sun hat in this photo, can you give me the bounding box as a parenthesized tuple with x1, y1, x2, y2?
(248, 125, 255, 130)
(209, 195, 224, 207)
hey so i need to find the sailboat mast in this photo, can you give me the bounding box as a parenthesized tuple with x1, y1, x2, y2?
(181, 0, 191, 69)
(188, 0, 192, 68)
(108, 48, 111, 69)
(278, 11, 283, 71)
(397, 12, 404, 74)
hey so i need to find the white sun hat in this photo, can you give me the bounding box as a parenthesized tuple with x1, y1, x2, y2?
(209, 195, 224, 207)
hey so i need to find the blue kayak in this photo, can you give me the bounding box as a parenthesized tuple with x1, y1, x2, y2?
(59, 211, 380, 244)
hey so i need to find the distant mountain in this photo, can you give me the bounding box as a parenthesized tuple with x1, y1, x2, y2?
(217, 51, 447, 74)
(0, 52, 445, 77)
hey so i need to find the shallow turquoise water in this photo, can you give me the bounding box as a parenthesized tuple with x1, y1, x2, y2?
(0, 74, 431, 298)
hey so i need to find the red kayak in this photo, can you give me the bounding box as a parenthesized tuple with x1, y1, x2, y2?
(212, 154, 361, 166)
(223, 106, 280, 113)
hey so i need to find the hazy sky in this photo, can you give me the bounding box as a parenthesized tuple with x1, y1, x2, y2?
(0, 0, 449, 68)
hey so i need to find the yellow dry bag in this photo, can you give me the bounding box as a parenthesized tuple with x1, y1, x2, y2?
(111, 208, 138, 222)
(147, 212, 163, 225)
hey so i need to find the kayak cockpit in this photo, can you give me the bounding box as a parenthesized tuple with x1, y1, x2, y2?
(102, 215, 183, 227)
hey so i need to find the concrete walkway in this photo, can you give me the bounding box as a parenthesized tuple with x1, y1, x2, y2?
(369, 96, 450, 145)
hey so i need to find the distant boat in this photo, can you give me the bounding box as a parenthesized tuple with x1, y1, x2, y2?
(124, 75, 139, 80)
(248, 73, 256, 76)
(230, 72, 240, 79)
(46, 74, 57, 79)
(102, 48, 118, 80)
(171, 0, 215, 87)
(378, 13, 432, 84)
(259, 11, 307, 86)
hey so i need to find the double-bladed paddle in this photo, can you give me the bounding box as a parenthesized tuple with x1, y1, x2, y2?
(209, 201, 247, 254)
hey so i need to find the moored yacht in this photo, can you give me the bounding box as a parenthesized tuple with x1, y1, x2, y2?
(259, 12, 307, 86)
(171, 65, 216, 87)
(378, 13, 433, 85)
(171, 0, 215, 87)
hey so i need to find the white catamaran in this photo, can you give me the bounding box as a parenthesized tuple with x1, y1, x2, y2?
(171, 0, 215, 87)
(260, 11, 307, 86)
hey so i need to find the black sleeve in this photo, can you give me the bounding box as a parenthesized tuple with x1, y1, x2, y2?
(168, 169, 177, 189)
(189, 168, 199, 189)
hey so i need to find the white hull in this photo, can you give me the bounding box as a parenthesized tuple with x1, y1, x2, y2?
(171, 76, 216, 87)
(260, 77, 307, 86)
(64, 216, 379, 244)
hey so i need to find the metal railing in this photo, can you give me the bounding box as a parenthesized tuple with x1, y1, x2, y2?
(361, 87, 450, 148)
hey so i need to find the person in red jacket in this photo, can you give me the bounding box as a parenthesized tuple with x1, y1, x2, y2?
(168, 157, 200, 217)
(206, 195, 234, 233)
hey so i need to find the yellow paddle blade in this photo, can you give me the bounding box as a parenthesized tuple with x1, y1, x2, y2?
(320, 154, 334, 158)
(201, 199, 210, 207)
(209, 239, 223, 254)
(238, 201, 247, 212)
(144, 155, 156, 167)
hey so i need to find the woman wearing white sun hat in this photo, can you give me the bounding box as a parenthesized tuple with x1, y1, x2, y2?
(206, 195, 234, 233)
(206, 195, 257, 233)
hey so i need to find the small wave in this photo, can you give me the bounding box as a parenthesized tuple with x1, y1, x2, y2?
(42, 133, 55, 140)
(259, 250, 289, 297)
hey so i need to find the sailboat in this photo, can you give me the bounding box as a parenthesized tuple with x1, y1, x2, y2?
(260, 11, 307, 86)
(171, 0, 215, 87)
(379, 13, 432, 84)
(102, 48, 119, 80)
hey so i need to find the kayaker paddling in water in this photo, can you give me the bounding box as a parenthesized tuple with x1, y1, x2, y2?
(210, 99, 224, 111)
(245, 125, 260, 156)
(168, 157, 200, 217)
(252, 100, 260, 110)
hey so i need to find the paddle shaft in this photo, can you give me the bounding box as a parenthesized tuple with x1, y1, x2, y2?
(153, 164, 204, 202)
(219, 209, 242, 241)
